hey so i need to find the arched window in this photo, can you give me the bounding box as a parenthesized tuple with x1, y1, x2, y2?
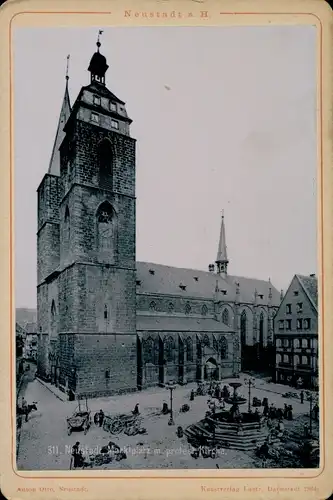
(98, 139, 114, 189)
(294, 338, 300, 348)
(63, 205, 70, 256)
(186, 337, 193, 362)
(276, 353, 281, 364)
(51, 300, 56, 317)
(168, 302, 175, 313)
(104, 305, 108, 320)
(294, 355, 300, 366)
(240, 310, 247, 346)
(203, 334, 210, 347)
(50, 300, 57, 336)
(196, 336, 202, 360)
(276, 338, 282, 347)
(185, 303, 191, 315)
(222, 308, 229, 326)
(144, 337, 155, 364)
(149, 301, 157, 312)
(213, 336, 218, 352)
(219, 336, 228, 359)
(259, 312, 264, 346)
(97, 202, 116, 264)
(202, 305, 208, 316)
(165, 336, 175, 363)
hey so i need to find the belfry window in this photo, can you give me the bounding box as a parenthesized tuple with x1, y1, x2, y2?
(91, 112, 99, 123)
(98, 139, 114, 189)
(93, 95, 101, 106)
(97, 202, 117, 264)
(111, 119, 119, 130)
(109, 102, 117, 112)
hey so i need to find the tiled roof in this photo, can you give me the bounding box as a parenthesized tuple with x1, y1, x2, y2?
(296, 274, 318, 310)
(136, 315, 234, 333)
(25, 322, 37, 334)
(16, 323, 25, 336)
(136, 261, 280, 306)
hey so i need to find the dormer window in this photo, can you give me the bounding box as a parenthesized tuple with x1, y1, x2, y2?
(221, 290, 227, 295)
(91, 112, 99, 123)
(149, 269, 155, 275)
(111, 119, 119, 130)
(258, 294, 264, 300)
(93, 95, 101, 106)
(179, 284, 186, 291)
(109, 101, 117, 112)
(136, 280, 142, 286)
(193, 277, 199, 282)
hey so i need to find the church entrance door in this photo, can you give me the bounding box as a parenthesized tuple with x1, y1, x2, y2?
(204, 358, 218, 381)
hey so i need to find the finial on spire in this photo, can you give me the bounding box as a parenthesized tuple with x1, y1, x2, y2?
(97, 30, 103, 51)
(221, 209, 224, 218)
(65, 54, 70, 81)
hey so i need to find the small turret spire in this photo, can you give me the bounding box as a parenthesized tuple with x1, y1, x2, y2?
(215, 210, 229, 277)
(88, 30, 109, 85)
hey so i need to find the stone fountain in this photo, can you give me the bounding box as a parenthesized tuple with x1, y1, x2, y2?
(185, 382, 269, 451)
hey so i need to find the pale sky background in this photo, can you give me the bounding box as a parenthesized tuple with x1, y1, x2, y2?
(14, 26, 317, 309)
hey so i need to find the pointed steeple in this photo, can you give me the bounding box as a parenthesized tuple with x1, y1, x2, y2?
(215, 210, 229, 276)
(48, 55, 72, 176)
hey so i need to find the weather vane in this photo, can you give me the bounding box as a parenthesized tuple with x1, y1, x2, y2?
(65, 54, 70, 81)
(97, 30, 104, 49)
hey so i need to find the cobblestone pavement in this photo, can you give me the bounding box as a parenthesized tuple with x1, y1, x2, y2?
(16, 373, 317, 470)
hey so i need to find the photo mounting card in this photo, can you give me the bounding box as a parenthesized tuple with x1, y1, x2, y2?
(0, 0, 332, 499)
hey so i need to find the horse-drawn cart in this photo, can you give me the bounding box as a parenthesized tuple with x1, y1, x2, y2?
(66, 398, 91, 436)
(103, 413, 142, 436)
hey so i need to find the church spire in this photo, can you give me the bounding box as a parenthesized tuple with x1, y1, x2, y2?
(88, 30, 109, 85)
(215, 210, 229, 277)
(48, 55, 71, 176)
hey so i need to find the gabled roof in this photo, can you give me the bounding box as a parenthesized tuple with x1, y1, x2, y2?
(137, 315, 234, 333)
(25, 322, 37, 334)
(136, 261, 280, 306)
(48, 82, 71, 176)
(296, 274, 318, 311)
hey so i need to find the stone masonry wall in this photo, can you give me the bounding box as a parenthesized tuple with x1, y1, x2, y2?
(73, 333, 137, 397)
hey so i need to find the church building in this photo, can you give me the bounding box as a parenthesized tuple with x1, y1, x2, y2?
(36, 39, 281, 398)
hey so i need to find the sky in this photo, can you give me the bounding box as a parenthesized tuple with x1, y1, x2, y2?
(14, 25, 317, 309)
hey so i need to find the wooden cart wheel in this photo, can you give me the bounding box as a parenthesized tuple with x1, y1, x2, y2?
(109, 418, 125, 435)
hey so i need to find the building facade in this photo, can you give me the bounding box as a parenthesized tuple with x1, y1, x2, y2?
(274, 274, 318, 389)
(23, 323, 38, 362)
(36, 40, 280, 398)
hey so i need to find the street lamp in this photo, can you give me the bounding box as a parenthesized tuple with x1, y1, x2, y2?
(244, 377, 255, 413)
(165, 382, 176, 426)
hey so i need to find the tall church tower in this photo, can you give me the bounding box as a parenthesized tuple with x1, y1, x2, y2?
(37, 36, 137, 397)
